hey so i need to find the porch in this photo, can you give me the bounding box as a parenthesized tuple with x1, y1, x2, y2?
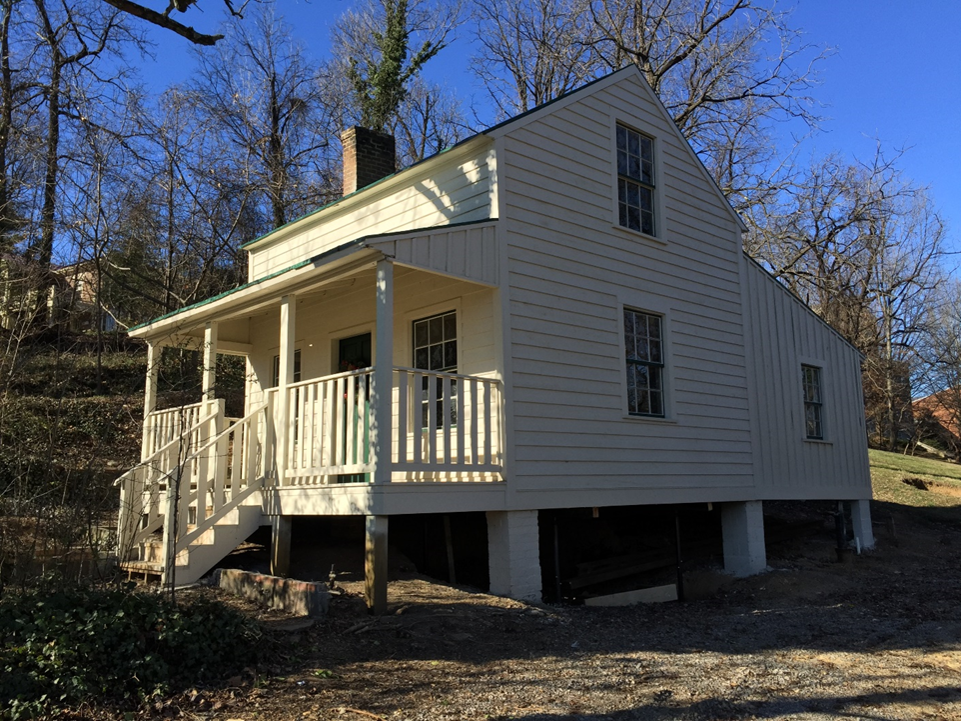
(117, 223, 506, 596)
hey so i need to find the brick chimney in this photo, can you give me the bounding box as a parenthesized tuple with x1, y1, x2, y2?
(341, 126, 396, 195)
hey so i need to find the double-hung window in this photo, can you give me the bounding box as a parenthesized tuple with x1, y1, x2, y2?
(413, 310, 457, 427)
(617, 124, 655, 236)
(802, 364, 823, 439)
(624, 309, 664, 417)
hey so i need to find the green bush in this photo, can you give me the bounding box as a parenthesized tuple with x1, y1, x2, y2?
(0, 586, 259, 719)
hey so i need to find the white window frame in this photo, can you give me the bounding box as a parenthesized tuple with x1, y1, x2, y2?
(611, 118, 665, 243)
(616, 295, 675, 422)
(801, 362, 826, 441)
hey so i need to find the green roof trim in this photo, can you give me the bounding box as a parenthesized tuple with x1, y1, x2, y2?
(128, 258, 312, 333)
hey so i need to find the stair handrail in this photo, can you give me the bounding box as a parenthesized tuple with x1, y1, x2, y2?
(170, 400, 269, 470)
(114, 409, 221, 487)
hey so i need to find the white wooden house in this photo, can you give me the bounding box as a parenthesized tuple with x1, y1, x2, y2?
(118, 66, 874, 611)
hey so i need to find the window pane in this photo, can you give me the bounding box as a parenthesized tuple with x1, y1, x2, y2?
(443, 313, 456, 340)
(444, 340, 457, 369)
(617, 151, 628, 176)
(415, 347, 428, 369)
(429, 316, 443, 343)
(430, 345, 443, 370)
(627, 206, 640, 231)
(641, 211, 655, 237)
(617, 125, 627, 150)
(650, 388, 663, 416)
(414, 321, 428, 348)
(628, 132, 639, 156)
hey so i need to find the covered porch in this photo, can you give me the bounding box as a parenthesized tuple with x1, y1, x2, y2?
(117, 223, 507, 609)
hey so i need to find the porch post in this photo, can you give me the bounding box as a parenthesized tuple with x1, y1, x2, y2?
(277, 294, 296, 485)
(365, 515, 388, 614)
(141, 341, 160, 461)
(201, 321, 219, 408)
(271, 515, 292, 577)
(371, 258, 394, 485)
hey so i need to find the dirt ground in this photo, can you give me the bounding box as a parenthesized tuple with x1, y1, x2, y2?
(139, 498, 961, 721)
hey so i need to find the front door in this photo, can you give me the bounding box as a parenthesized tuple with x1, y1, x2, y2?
(336, 333, 371, 483)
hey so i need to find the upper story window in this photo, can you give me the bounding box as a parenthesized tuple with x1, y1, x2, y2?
(617, 124, 655, 236)
(802, 364, 823, 439)
(624, 308, 664, 417)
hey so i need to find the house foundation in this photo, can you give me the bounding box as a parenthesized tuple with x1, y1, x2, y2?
(722, 500, 766, 576)
(487, 510, 542, 601)
(847, 499, 875, 550)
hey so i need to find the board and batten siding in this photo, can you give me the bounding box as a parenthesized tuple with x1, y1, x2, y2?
(499, 72, 758, 506)
(741, 257, 872, 499)
(248, 146, 493, 280)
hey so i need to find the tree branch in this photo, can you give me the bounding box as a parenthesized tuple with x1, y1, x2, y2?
(99, 0, 224, 45)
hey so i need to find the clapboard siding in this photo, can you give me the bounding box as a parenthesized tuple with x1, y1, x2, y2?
(248, 147, 493, 279)
(742, 257, 871, 498)
(500, 72, 755, 499)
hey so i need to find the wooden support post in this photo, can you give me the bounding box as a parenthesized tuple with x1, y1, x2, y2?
(202, 321, 218, 405)
(141, 342, 160, 461)
(271, 515, 292, 578)
(277, 294, 296, 485)
(365, 515, 388, 614)
(371, 259, 394, 485)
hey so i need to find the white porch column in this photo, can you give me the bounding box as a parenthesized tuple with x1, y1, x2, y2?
(201, 321, 219, 407)
(487, 510, 542, 601)
(276, 294, 296, 485)
(141, 341, 160, 461)
(371, 258, 394, 485)
(722, 500, 767, 576)
(848, 499, 875, 550)
(365, 515, 389, 615)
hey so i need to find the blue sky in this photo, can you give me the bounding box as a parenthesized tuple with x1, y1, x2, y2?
(137, 0, 961, 243)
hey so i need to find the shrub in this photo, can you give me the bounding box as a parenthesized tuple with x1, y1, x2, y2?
(0, 586, 259, 719)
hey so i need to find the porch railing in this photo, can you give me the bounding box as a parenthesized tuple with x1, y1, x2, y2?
(280, 367, 503, 485)
(392, 367, 502, 474)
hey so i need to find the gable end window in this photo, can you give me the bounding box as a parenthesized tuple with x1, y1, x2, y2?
(624, 308, 664, 417)
(802, 364, 823, 439)
(617, 124, 655, 236)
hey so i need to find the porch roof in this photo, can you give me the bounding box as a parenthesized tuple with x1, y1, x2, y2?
(128, 218, 499, 344)
(129, 239, 381, 343)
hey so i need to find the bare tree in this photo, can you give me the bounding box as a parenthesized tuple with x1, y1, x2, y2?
(192, 6, 338, 229)
(391, 78, 470, 165)
(471, 0, 598, 117)
(750, 147, 949, 449)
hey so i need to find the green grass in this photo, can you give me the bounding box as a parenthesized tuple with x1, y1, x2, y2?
(870, 448, 961, 508)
